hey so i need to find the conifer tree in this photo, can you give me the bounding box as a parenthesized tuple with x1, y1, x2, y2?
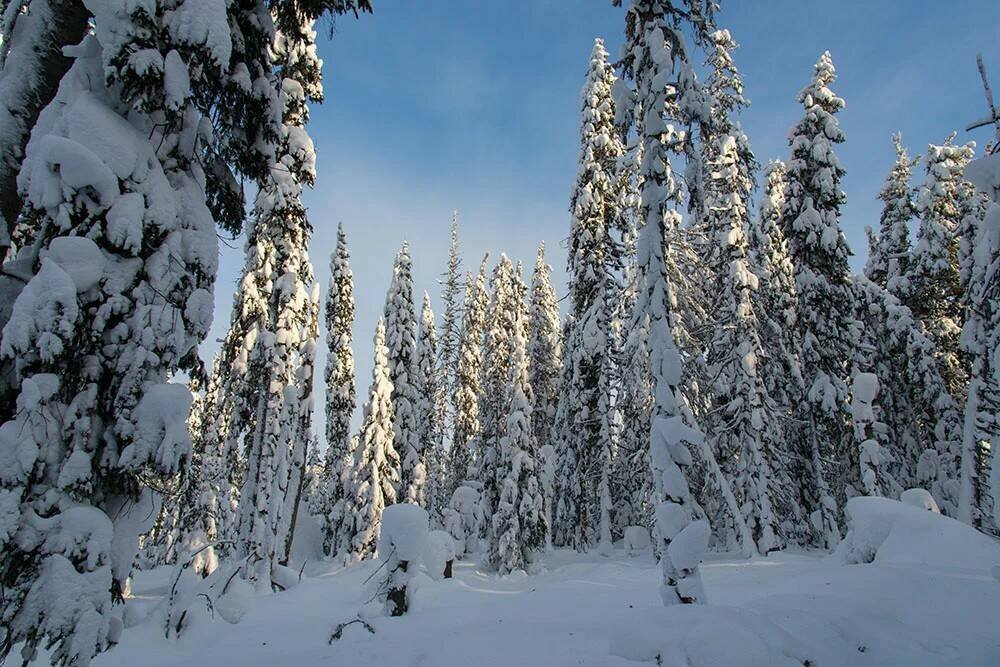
(234, 17, 324, 584)
(527, 243, 562, 528)
(0, 2, 228, 660)
(449, 257, 489, 496)
(489, 306, 547, 574)
(384, 242, 424, 505)
(959, 160, 998, 530)
(554, 37, 622, 551)
(865, 134, 918, 297)
(615, 0, 715, 605)
(703, 132, 784, 555)
(905, 136, 976, 400)
(479, 256, 523, 526)
(438, 213, 463, 440)
(338, 320, 400, 561)
(782, 52, 856, 548)
(416, 291, 446, 519)
(314, 224, 356, 554)
(612, 315, 654, 533)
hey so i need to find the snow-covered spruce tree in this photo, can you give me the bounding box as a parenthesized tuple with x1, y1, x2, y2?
(744, 159, 809, 542)
(384, 242, 424, 506)
(234, 15, 324, 585)
(960, 154, 999, 531)
(489, 306, 547, 574)
(864, 134, 918, 297)
(448, 257, 489, 496)
(612, 314, 653, 533)
(555, 37, 622, 552)
(550, 316, 579, 548)
(852, 276, 962, 503)
(479, 256, 523, 531)
(702, 131, 784, 555)
(416, 291, 446, 521)
(963, 109, 1000, 532)
(0, 0, 227, 661)
(904, 136, 976, 401)
(527, 243, 562, 532)
(437, 213, 463, 442)
(694, 28, 756, 265)
(615, 0, 715, 605)
(313, 223, 356, 555)
(337, 319, 400, 562)
(781, 52, 856, 548)
(0, 0, 88, 259)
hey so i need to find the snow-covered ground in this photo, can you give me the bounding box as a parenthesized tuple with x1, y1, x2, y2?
(91, 500, 1000, 667)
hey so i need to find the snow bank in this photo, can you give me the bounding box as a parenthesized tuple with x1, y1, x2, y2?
(609, 604, 810, 666)
(835, 496, 1000, 572)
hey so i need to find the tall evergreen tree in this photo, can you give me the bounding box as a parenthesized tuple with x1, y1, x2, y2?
(384, 242, 424, 505)
(865, 134, 918, 297)
(745, 160, 808, 541)
(554, 37, 622, 551)
(234, 16, 323, 584)
(479, 256, 522, 529)
(0, 2, 225, 660)
(527, 243, 562, 530)
(703, 131, 784, 555)
(416, 291, 446, 519)
(959, 162, 998, 530)
(338, 319, 400, 562)
(313, 224, 356, 554)
(782, 52, 856, 548)
(489, 305, 547, 574)
(449, 257, 489, 496)
(615, 0, 716, 606)
(438, 213, 463, 442)
(905, 136, 976, 400)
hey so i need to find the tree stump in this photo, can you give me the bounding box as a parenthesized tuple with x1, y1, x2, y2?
(443, 559, 453, 579)
(387, 560, 409, 616)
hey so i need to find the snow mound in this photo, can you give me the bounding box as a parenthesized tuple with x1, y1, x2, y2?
(899, 487, 940, 513)
(835, 496, 1000, 572)
(609, 604, 810, 666)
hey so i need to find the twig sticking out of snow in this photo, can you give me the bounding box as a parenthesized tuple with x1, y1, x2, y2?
(329, 617, 376, 643)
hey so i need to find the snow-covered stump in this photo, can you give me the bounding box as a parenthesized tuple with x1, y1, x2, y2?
(378, 504, 429, 616)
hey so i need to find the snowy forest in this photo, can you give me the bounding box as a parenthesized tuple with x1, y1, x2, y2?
(0, 0, 999, 665)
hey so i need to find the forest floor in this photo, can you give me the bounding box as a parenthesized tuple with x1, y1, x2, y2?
(92, 502, 1000, 667)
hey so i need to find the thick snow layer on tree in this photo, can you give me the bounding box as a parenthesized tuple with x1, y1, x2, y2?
(835, 496, 1000, 571)
(72, 534, 1000, 667)
(379, 504, 429, 564)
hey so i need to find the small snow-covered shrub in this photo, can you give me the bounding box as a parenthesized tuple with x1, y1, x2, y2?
(378, 504, 429, 615)
(624, 526, 651, 555)
(424, 530, 456, 579)
(443, 484, 483, 558)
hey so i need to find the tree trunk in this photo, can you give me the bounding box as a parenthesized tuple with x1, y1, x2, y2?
(0, 0, 90, 257)
(387, 560, 409, 616)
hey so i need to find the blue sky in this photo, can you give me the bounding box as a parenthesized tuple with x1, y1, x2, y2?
(205, 0, 999, 442)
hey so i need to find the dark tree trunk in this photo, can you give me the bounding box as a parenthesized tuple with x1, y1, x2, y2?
(387, 560, 409, 616)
